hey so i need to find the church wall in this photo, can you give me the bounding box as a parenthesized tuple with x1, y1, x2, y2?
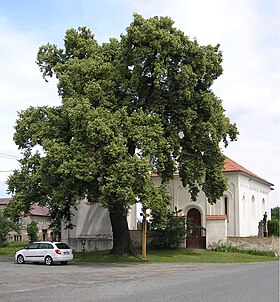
(237, 174, 271, 237)
(61, 201, 112, 241)
(152, 171, 271, 240)
(220, 173, 239, 237)
(61, 199, 137, 252)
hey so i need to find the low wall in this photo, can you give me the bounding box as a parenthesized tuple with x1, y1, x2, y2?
(227, 237, 280, 256)
(130, 230, 154, 248)
(65, 238, 113, 252)
(206, 215, 227, 248)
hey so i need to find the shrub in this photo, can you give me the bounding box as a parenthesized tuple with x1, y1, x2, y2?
(268, 219, 280, 237)
(150, 214, 186, 249)
(0, 211, 18, 246)
(271, 206, 280, 221)
(27, 220, 39, 242)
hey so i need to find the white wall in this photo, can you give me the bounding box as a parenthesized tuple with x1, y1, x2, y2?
(61, 199, 137, 241)
(61, 201, 112, 240)
(206, 217, 227, 248)
(152, 171, 271, 239)
(237, 174, 271, 237)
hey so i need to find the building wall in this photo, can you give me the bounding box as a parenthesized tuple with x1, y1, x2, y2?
(61, 199, 137, 251)
(61, 201, 112, 241)
(5, 215, 52, 242)
(206, 216, 227, 248)
(151, 171, 271, 240)
(1, 201, 52, 242)
(236, 174, 271, 237)
(58, 170, 271, 251)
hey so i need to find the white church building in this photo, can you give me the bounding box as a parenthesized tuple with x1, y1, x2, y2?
(61, 157, 273, 251)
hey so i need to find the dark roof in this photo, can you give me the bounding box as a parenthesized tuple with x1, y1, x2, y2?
(0, 198, 49, 216)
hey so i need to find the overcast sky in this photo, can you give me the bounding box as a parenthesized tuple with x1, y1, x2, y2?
(0, 0, 279, 208)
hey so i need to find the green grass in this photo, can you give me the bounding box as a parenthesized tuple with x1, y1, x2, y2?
(73, 248, 278, 264)
(145, 249, 278, 263)
(74, 250, 144, 263)
(0, 241, 29, 256)
(1, 243, 278, 263)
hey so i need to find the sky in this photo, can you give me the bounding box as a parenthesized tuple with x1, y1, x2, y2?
(0, 0, 279, 208)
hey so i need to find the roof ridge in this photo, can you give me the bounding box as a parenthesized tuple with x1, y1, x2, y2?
(223, 156, 273, 186)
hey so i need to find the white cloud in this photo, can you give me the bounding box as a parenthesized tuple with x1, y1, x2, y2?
(0, 17, 59, 195)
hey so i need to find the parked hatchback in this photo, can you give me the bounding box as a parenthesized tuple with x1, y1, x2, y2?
(15, 241, 73, 265)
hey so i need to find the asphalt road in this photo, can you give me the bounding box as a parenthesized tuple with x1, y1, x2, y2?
(0, 258, 279, 302)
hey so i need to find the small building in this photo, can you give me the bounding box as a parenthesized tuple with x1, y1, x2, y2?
(0, 198, 53, 242)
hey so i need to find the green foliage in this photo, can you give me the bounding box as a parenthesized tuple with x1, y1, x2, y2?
(268, 206, 280, 237)
(6, 14, 238, 254)
(150, 210, 187, 249)
(267, 219, 280, 237)
(0, 211, 18, 247)
(271, 206, 280, 221)
(27, 220, 39, 242)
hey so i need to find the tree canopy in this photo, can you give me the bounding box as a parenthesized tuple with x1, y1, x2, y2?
(5, 14, 238, 254)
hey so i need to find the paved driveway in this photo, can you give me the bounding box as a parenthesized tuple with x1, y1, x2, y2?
(0, 257, 279, 302)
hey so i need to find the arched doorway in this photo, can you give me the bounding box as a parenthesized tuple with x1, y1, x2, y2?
(186, 208, 206, 249)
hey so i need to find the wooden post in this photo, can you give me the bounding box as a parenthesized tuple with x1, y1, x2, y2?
(141, 209, 147, 259)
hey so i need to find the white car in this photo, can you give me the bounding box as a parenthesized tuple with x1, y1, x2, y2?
(15, 241, 73, 265)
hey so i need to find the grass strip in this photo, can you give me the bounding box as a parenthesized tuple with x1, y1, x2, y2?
(73, 248, 278, 264)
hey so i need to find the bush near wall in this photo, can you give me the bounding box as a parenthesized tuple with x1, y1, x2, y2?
(268, 219, 280, 237)
(149, 216, 186, 249)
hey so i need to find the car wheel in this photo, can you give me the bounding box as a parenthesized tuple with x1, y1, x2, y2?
(60, 261, 68, 265)
(44, 256, 53, 266)
(17, 254, 25, 264)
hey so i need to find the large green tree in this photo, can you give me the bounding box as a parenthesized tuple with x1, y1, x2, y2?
(6, 14, 238, 255)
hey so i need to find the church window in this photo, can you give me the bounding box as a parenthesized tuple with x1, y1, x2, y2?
(262, 198, 266, 214)
(224, 196, 228, 221)
(251, 196, 256, 221)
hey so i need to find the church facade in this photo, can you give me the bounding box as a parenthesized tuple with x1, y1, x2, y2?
(61, 157, 273, 251)
(151, 157, 273, 248)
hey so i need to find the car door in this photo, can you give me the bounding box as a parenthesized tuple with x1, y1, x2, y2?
(36, 243, 48, 262)
(24, 242, 40, 261)
(45, 243, 55, 258)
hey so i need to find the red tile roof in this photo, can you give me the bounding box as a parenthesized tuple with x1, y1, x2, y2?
(0, 198, 49, 216)
(29, 204, 49, 216)
(223, 157, 273, 186)
(151, 157, 273, 186)
(0, 198, 10, 205)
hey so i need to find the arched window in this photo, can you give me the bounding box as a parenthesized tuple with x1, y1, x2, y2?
(262, 198, 266, 214)
(251, 196, 255, 221)
(242, 195, 246, 219)
(224, 196, 229, 221)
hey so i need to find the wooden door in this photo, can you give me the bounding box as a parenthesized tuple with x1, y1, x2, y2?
(186, 208, 206, 249)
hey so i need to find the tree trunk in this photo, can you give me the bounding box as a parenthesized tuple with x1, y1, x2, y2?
(109, 206, 136, 256)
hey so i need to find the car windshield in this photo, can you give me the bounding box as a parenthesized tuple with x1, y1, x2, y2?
(55, 243, 70, 249)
